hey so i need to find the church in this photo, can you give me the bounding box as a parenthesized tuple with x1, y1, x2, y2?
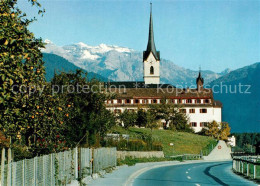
(105, 4, 222, 133)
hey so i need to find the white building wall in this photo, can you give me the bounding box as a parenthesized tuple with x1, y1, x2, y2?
(186, 107, 222, 133)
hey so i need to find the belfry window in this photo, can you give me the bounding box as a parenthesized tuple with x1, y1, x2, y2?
(150, 66, 154, 75)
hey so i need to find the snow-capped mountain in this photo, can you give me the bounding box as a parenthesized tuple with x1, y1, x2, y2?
(42, 40, 228, 87)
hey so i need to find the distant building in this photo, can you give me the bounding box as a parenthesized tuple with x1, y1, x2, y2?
(227, 136, 236, 147)
(105, 3, 222, 133)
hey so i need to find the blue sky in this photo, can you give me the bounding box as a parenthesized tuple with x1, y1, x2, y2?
(19, 0, 260, 72)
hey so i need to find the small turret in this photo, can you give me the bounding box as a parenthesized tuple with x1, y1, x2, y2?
(196, 70, 204, 91)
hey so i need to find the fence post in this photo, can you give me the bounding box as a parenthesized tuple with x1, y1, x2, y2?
(50, 154, 53, 186)
(1, 148, 6, 186)
(34, 156, 37, 186)
(115, 148, 117, 167)
(78, 148, 81, 181)
(43, 156, 45, 186)
(90, 148, 93, 175)
(75, 147, 78, 179)
(253, 165, 256, 179)
(7, 148, 12, 186)
(22, 160, 25, 186)
(12, 162, 16, 186)
(63, 151, 65, 184)
(241, 162, 244, 174)
(247, 163, 249, 177)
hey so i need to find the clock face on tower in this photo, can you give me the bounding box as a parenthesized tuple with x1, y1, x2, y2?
(149, 60, 153, 65)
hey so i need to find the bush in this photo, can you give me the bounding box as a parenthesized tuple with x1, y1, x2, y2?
(105, 138, 163, 151)
(117, 156, 183, 166)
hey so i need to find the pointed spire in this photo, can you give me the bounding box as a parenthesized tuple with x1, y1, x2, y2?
(198, 66, 202, 80)
(196, 67, 204, 90)
(143, 3, 160, 61)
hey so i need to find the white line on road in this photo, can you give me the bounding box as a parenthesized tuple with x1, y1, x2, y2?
(187, 176, 191, 179)
(188, 169, 191, 171)
(195, 184, 200, 186)
(186, 171, 189, 174)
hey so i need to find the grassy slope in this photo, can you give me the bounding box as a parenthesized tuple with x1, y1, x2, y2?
(110, 126, 217, 157)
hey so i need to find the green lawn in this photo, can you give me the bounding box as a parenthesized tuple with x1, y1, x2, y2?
(109, 126, 217, 157)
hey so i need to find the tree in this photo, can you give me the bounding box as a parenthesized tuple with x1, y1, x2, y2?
(51, 70, 116, 147)
(169, 111, 192, 132)
(119, 110, 138, 129)
(205, 121, 220, 139)
(205, 121, 231, 141)
(148, 101, 191, 132)
(146, 110, 158, 132)
(218, 122, 231, 141)
(136, 109, 147, 128)
(0, 0, 67, 155)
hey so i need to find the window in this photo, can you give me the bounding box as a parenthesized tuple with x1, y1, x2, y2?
(150, 66, 154, 75)
(196, 99, 201, 104)
(143, 99, 147, 104)
(200, 109, 207, 113)
(126, 99, 131, 104)
(186, 99, 192, 104)
(180, 109, 186, 113)
(204, 99, 210, 103)
(190, 122, 197, 127)
(189, 109, 195, 113)
(178, 99, 182, 104)
(135, 99, 139, 104)
(200, 122, 208, 127)
(114, 109, 121, 114)
(117, 99, 122, 104)
(153, 99, 157, 104)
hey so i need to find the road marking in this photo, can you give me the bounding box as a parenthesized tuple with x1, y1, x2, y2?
(187, 176, 191, 179)
(195, 184, 200, 186)
(186, 171, 189, 174)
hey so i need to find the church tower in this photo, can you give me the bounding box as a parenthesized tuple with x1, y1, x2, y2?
(143, 3, 160, 85)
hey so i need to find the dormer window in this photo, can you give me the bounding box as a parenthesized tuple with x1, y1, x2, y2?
(150, 66, 154, 75)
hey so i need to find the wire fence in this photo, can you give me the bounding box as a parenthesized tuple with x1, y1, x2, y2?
(0, 147, 117, 186)
(93, 147, 117, 173)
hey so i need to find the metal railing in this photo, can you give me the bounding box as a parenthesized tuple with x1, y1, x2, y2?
(170, 154, 202, 160)
(233, 157, 260, 180)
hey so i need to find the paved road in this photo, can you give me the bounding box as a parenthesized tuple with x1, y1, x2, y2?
(133, 161, 256, 186)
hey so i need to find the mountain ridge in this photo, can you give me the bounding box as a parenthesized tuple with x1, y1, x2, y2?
(210, 62, 260, 132)
(41, 40, 229, 87)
